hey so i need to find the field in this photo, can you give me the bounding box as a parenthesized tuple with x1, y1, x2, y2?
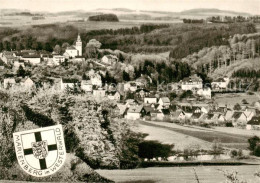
(137, 121, 254, 150)
(97, 165, 260, 183)
(214, 92, 260, 107)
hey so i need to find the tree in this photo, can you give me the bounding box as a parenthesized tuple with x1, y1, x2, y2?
(16, 65, 26, 77)
(248, 136, 260, 151)
(45, 42, 53, 52)
(122, 71, 130, 81)
(54, 45, 61, 54)
(233, 103, 242, 111)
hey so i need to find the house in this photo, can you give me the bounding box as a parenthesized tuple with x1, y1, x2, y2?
(21, 55, 41, 65)
(144, 96, 157, 104)
(191, 113, 204, 122)
(205, 113, 220, 124)
(3, 78, 16, 89)
(60, 78, 79, 90)
(136, 88, 149, 98)
(211, 77, 229, 89)
(225, 110, 234, 122)
(171, 110, 186, 120)
(197, 87, 211, 99)
(246, 116, 260, 130)
(101, 55, 118, 65)
(88, 71, 102, 87)
(150, 109, 164, 121)
(107, 91, 121, 101)
(13, 60, 25, 69)
(158, 97, 171, 109)
(180, 74, 203, 91)
(243, 111, 255, 122)
(93, 88, 106, 98)
(125, 105, 145, 120)
(81, 80, 93, 92)
(52, 55, 65, 65)
(71, 56, 85, 62)
(0, 51, 17, 64)
(20, 77, 34, 89)
(0, 59, 5, 69)
(232, 112, 248, 126)
(117, 103, 128, 117)
(64, 34, 82, 58)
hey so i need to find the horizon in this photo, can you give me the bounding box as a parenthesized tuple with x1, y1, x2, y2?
(0, 0, 259, 15)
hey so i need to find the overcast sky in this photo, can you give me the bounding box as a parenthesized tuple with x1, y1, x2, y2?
(0, 0, 260, 15)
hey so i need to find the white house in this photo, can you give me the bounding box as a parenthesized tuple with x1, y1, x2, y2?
(246, 116, 260, 130)
(64, 34, 82, 58)
(144, 96, 157, 104)
(93, 88, 106, 98)
(20, 77, 34, 89)
(107, 91, 121, 101)
(180, 74, 203, 91)
(4, 78, 16, 89)
(125, 105, 144, 120)
(60, 78, 79, 90)
(13, 60, 25, 69)
(212, 77, 230, 89)
(101, 55, 118, 65)
(81, 80, 93, 92)
(158, 97, 171, 109)
(53, 55, 65, 65)
(197, 87, 211, 99)
(21, 55, 41, 65)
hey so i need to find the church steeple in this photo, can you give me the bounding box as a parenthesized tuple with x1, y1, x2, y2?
(75, 33, 82, 56)
(77, 34, 81, 42)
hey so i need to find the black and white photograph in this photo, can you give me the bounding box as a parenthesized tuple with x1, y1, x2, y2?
(0, 0, 260, 182)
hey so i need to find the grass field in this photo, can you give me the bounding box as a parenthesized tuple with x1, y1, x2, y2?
(97, 165, 260, 183)
(138, 121, 252, 150)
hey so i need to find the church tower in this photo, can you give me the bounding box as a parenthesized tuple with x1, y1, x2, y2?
(75, 34, 82, 56)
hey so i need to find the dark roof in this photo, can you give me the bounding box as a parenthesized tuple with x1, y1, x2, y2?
(0, 59, 5, 66)
(248, 116, 260, 125)
(192, 113, 203, 119)
(207, 113, 215, 120)
(62, 78, 79, 83)
(136, 88, 149, 93)
(181, 74, 202, 83)
(143, 106, 153, 113)
(161, 109, 170, 115)
(232, 112, 243, 119)
(22, 55, 41, 58)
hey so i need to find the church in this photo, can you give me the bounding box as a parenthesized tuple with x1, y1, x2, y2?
(63, 34, 82, 58)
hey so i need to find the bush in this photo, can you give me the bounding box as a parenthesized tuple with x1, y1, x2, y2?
(230, 150, 238, 157)
(254, 145, 260, 157)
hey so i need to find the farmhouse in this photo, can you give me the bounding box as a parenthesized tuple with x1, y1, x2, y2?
(180, 74, 203, 91)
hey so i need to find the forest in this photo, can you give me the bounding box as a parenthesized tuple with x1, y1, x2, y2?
(0, 23, 256, 55)
(88, 14, 119, 22)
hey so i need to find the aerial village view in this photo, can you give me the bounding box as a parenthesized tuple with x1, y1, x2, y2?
(1, 0, 260, 182)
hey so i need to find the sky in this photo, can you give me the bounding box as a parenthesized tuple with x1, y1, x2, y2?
(0, 0, 260, 15)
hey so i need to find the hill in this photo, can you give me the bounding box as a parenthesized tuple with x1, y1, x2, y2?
(88, 14, 119, 22)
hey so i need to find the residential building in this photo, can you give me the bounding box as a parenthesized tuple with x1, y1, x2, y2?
(81, 80, 93, 92)
(101, 55, 118, 65)
(246, 116, 260, 130)
(20, 77, 34, 89)
(180, 74, 203, 91)
(158, 97, 171, 109)
(211, 77, 230, 89)
(13, 60, 25, 69)
(93, 88, 106, 98)
(60, 78, 79, 90)
(124, 82, 137, 92)
(144, 96, 157, 104)
(53, 55, 65, 65)
(125, 105, 145, 120)
(107, 91, 121, 101)
(21, 55, 41, 65)
(4, 78, 16, 89)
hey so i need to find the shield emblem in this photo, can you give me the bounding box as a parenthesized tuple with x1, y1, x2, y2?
(13, 125, 66, 177)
